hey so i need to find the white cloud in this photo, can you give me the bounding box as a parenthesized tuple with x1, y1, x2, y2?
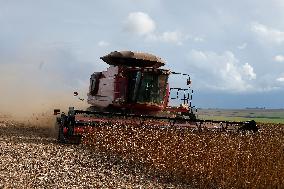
(124, 12, 190, 45)
(251, 22, 284, 44)
(146, 31, 188, 45)
(159, 31, 183, 44)
(187, 50, 256, 92)
(274, 0, 284, 7)
(274, 55, 284, 62)
(242, 63, 256, 80)
(193, 37, 204, 42)
(276, 77, 284, 82)
(124, 12, 156, 36)
(97, 40, 109, 47)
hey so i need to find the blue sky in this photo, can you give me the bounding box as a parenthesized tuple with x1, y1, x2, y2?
(1, 0, 284, 112)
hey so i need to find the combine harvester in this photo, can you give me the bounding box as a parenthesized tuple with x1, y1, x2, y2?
(54, 51, 258, 143)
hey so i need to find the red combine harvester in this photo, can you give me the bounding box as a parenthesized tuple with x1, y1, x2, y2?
(54, 51, 258, 144)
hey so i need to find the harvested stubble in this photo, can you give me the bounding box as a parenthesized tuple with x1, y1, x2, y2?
(84, 123, 284, 188)
(0, 119, 178, 188)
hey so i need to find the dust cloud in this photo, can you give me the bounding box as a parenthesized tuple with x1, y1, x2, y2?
(0, 46, 93, 125)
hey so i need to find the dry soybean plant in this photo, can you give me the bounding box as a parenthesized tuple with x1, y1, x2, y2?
(84, 123, 284, 188)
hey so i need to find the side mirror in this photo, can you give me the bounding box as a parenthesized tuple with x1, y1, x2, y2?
(187, 77, 191, 85)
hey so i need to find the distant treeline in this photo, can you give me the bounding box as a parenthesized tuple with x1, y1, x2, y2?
(245, 107, 266, 110)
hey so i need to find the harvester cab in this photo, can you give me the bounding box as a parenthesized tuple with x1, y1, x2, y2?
(87, 51, 192, 116)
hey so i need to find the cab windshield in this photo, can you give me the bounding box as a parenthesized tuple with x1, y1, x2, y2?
(127, 71, 168, 104)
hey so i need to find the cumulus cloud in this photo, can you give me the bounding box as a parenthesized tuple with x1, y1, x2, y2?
(124, 12, 156, 36)
(242, 63, 256, 80)
(276, 77, 284, 82)
(251, 22, 284, 44)
(124, 12, 189, 45)
(186, 50, 256, 92)
(274, 55, 284, 62)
